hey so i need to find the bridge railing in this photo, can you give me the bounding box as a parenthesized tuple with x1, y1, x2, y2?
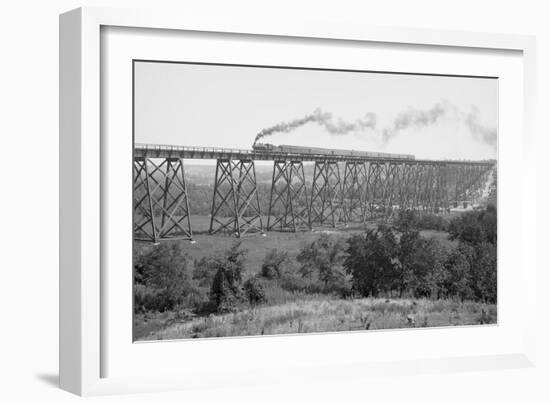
(135, 143, 254, 155)
(134, 143, 496, 166)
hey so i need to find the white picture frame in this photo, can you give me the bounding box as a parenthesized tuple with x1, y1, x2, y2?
(59, 6, 537, 396)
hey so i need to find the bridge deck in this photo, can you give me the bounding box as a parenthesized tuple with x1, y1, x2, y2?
(134, 143, 495, 166)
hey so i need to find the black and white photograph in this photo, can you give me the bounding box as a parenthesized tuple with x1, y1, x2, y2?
(2, 0, 547, 399)
(132, 61, 497, 341)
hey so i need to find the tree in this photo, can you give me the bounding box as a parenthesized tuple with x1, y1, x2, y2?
(470, 242, 497, 303)
(481, 205, 497, 244)
(448, 212, 484, 244)
(396, 229, 420, 296)
(209, 242, 247, 313)
(438, 243, 471, 301)
(448, 206, 497, 245)
(406, 237, 442, 298)
(344, 226, 398, 297)
(446, 206, 497, 302)
(296, 234, 346, 288)
(344, 225, 453, 299)
(376, 225, 400, 295)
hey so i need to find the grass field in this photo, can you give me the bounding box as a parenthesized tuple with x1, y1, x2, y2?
(136, 297, 496, 341)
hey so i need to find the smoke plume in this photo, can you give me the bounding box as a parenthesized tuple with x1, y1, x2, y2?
(463, 107, 497, 147)
(381, 102, 448, 144)
(253, 101, 497, 149)
(253, 108, 376, 146)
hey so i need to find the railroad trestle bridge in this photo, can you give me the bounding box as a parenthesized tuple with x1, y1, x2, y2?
(134, 144, 495, 243)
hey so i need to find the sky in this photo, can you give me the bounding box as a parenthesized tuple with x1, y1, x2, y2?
(134, 61, 498, 161)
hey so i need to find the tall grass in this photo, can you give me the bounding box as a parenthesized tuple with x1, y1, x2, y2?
(138, 297, 496, 341)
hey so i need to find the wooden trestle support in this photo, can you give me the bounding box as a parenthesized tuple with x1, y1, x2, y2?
(267, 160, 311, 232)
(209, 159, 264, 237)
(310, 161, 345, 227)
(452, 165, 490, 208)
(133, 157, 193, 243)
(364, 162, 387, 220)
(342, 161, 368, 223)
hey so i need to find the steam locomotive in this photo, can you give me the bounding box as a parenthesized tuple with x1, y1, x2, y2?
(252, 143, 415, 160)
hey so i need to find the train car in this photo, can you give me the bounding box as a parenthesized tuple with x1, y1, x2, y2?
(252, 143, 415, 160)
(252, 143, 276, 152)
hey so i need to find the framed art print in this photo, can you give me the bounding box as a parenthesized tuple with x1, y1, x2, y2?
(131, 60, 498, 341)
(60, 7, 537, 396)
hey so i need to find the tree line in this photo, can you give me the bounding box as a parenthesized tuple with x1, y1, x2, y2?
(303, 206, 496, 302)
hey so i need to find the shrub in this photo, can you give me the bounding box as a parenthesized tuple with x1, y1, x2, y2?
(133, 242, 197, 312)
(416, 213, 448, 232)
(193, 256, 217, 287)
(243, 277, 268, 305)
(448, 205, 497, 245)
(297, 234, 347, 287)
(185, 287, 211, 313)
(279, 268, 352, 297)
(209, 242, 247, 313)
(134, 284, 172, 313)
(393, 209, 417, 232)
(325, 272, 354, 298)
(260, 249, 288, 279)
(279, 272, 322, 294)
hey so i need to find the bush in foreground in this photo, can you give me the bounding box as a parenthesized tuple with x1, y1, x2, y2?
(209, 242, 247, 313)
(243, 277, 268, 305)
(260, 249, 288, 279)
(133, 242, 197, 312)
(297, 234, 347, 287)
